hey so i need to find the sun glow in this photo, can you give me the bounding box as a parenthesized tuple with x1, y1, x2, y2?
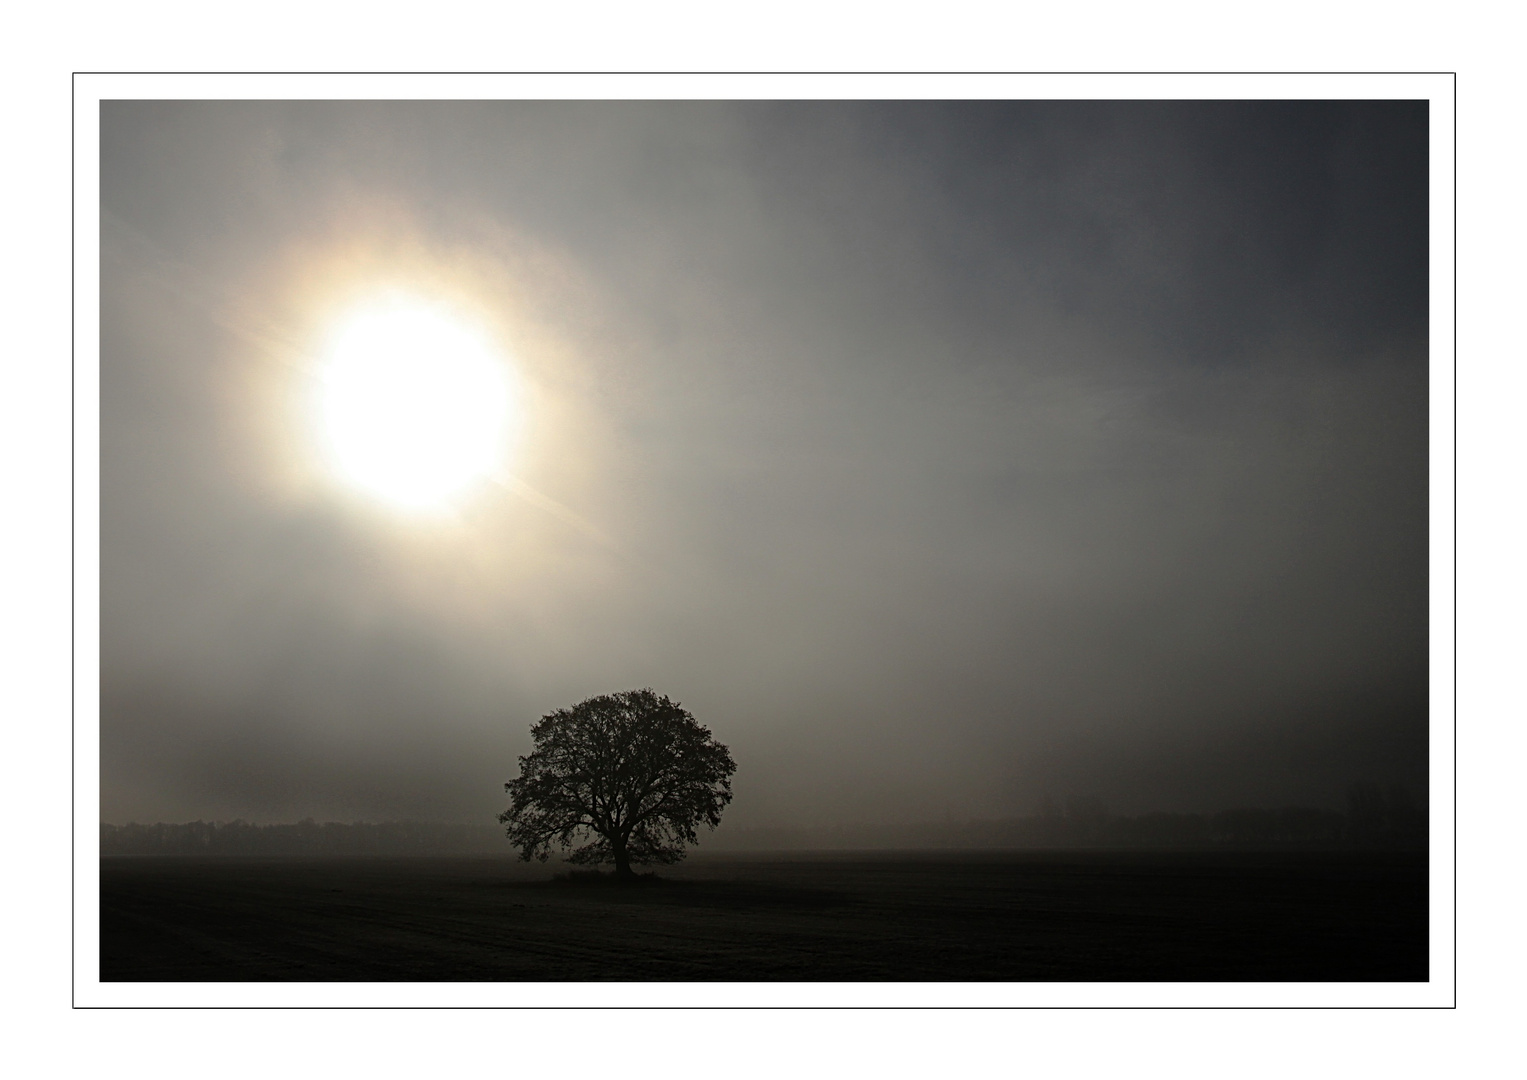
(315, 299, 516, 511)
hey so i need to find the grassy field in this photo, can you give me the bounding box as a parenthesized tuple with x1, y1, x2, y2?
(99, 850, 1427, 982)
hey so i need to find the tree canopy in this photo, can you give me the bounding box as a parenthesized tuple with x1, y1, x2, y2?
(499, 689, 736, 878)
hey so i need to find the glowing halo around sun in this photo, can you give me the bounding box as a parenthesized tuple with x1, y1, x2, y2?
(314, 299, 517, 512)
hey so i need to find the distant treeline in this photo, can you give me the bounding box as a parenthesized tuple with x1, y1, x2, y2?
(711, 785, 1428, 853)
(101, 785, 1426, 856)
(100, 819, 506, 856)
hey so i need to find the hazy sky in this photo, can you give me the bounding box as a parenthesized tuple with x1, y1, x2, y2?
(99, 100, 1429, 827)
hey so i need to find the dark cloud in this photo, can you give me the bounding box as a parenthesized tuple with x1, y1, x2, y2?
(100, 100, 1429, 827)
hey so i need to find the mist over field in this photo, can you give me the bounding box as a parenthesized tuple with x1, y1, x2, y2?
(100, 100, 1428, 832)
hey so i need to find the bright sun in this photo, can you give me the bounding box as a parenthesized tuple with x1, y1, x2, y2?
(316, 299, 515, 511)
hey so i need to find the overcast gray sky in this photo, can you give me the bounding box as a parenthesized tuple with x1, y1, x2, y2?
(99, 100, 1429, 827)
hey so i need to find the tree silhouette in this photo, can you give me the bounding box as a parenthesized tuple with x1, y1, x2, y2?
(499, 689, 736, 879)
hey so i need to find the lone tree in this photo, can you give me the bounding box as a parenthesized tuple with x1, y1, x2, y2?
(499, 689, 736, 879)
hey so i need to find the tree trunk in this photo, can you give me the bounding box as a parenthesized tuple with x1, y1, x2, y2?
(612, 840, 634, 880)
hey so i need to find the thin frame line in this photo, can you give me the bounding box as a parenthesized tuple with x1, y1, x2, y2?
(76, 70, 1457, 1011)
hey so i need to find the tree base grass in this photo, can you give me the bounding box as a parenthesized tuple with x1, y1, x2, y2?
(551, 868, 663, 886)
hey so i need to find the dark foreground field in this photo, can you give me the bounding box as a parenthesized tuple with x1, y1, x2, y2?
(100, 850, 1427, 981)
